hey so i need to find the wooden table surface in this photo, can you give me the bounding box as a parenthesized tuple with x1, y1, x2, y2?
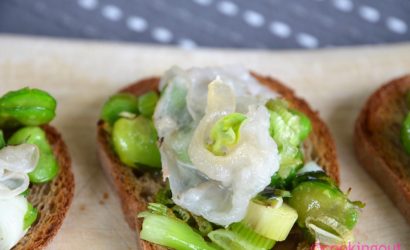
(0, 35, 409, 250)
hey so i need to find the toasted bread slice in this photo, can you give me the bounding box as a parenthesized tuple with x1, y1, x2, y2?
(355, 75, 410, 224)
(13, 125, 75, 250)
(97, 73, 340, 249)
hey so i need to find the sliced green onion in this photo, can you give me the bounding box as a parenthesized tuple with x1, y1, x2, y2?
(192, 214, 213, 236)
(305, 216, 354, 245)
(138, 213, 216, 250)
(23, 202, 38, 230)
(243, 200, 298, 241)
(138, 91, 159, 118)
(207, 113, 247, 156)
(154, 184, 174, 206)
(208, 222, 275, 250)
(147, 203, 174, 217)
(172, 205, 191, 222)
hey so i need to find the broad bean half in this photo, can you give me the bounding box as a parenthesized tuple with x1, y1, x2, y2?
(0, 130, 5, 149)
(138, 91, 159, 118)
(112, 116, 161, 168)
(0, 88, 56, 128)
(101, 93, 139, 126)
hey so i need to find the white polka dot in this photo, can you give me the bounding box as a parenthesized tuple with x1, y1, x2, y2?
(192, 0, 213, 6)
(332, 0, 353, 12)
(78, 0, 98, 10)
(358, 6, 380, 23)
(101, 5, 122, 21)
(269, 21, 291, 38)
(386, 17, 408, 34)
(127, 16, 147, 32)
(178, 39, 197, 49)
(296, 33, 319, 48)
(243, 10, 265, 27)
(217, 1, 238, 16)
(152, 27, 173, 43)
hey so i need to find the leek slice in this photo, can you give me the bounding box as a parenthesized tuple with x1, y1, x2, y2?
(243, 200, 298, 241)
(207, 113, 247, 156)
(305, 216, 354, 245)
(208, 222, 275, 250)
(139, 213, 216, 250)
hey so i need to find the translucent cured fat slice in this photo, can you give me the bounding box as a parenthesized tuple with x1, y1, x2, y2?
(0, 144, 40, 199)
(0, 195, 29, 250)
(154, 67, 279, 226)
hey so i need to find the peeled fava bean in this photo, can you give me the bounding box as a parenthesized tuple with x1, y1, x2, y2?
(101, 93, 139, 126)
(0, 88, 56, 128)
(401, 112, 410, 154)
(138, 91, 159, 118)
(8, 126, 59, 183)
(112, 116, 161, 168)
(288, 181, 359, 230)
(0, 130, 5, 149)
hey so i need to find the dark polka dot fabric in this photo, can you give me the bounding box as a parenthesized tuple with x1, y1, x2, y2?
(0, 0, 409, 49)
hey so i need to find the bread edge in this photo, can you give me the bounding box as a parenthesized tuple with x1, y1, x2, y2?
(354, 75, 410, 224)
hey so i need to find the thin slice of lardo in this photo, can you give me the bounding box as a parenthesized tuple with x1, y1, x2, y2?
(13, 125, 75, 250)
(97, 73, 339, 250)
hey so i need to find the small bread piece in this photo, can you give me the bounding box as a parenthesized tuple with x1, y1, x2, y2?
(13, 125, 75, 250)
(355, 75, 410, 224)
(97, 73, 340, 249)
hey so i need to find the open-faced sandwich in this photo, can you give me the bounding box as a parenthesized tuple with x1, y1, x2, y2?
(0, 88, 74, 250)
(97, 66, 363, 249)
(355, 75, 410, 224)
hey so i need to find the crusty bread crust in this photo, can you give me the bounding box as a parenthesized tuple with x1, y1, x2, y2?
(13, 125, 75, 250)
(355, 75, 410, 224)
(97, 73, 340, 249)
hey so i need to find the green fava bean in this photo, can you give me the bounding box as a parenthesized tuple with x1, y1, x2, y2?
(0, 88, 56, 128)
(101, 93, 139, 125)
(8, 126, 59, 183)
(23, 201, 38, 230)
(405, 91, 410, 109)
(138, 91, 159, 118)
(112, 116, 161, 168)
(288, 181, 359, 230)
(0, 130, 5, 149)
(291, 110, 312, 142)
(400, 112, 410, 154)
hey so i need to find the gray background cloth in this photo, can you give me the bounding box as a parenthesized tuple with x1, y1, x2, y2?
(0, 0, 409, 49)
